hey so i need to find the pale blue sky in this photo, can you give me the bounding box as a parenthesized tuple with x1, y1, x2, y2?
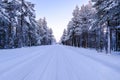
(28, 0, 89, 42)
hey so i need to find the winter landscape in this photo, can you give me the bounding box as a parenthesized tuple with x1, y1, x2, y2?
(0, 0, 120, 80)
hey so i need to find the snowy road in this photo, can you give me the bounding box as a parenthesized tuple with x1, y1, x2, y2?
(0, 45, 120, 80)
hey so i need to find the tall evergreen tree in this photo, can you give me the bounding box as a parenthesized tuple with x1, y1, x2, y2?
(0, 0, 55, 49)
(92, 0, 120, 53)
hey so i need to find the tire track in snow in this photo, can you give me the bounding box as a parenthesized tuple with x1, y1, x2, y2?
(66, 46, 120, 74)
(22, 51, 54, 80)
(0, 50, 50, 79)
(38, 52, 57, 80)
(61, 49, 102, 80)
(0, 47, 41, 62)
(59, 45, 102, 80)
(60, 48, 81, 80)
(0, 45, 120, 80)
(0, 51, 41, 75)
(62, 45, 120, 80)
(63, 54, 80, 80)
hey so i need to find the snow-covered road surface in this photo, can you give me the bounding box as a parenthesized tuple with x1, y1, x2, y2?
(0, 45, 120, 80)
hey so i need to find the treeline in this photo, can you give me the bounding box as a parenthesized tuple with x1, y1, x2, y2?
(61, 0, 120, 53)
(0, 0, 55, 49)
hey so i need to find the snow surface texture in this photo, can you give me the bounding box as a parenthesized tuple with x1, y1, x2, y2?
(0, 45, 120, 80)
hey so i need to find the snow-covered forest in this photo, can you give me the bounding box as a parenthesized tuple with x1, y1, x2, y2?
(0, 0, 120, 80)
(0, 0, 55, 49)
(61, 0, 120, 53)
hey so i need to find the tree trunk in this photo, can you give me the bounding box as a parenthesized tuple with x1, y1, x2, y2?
(107, 27, 111, 53)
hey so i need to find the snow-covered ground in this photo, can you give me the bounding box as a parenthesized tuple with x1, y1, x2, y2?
(0, 44, 120, 80)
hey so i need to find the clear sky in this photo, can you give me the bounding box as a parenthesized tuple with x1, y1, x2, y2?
(28, 0, 89, 42)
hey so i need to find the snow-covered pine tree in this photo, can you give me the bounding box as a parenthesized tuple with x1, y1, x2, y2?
(61, 29, 68, 45)
(0, 0, 54, 49)
(79, 2, 95, 48)
(61, 2, 95, 48)
(37, 18, 55, 45)
(24, 1, 39, 46)
(71, 5, 81, 46)
(5, 0, 20, 48)
(47, 28, 55, 45)
(0, 0, 10, 48)
(14, 0, 39, 47)
(39, 17, 48, 45)
(92, 0, 120, 53)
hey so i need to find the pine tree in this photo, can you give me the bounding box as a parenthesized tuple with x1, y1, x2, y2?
(92, 0, 120, 53)
(61, 2, 95, 48)
(37, 18, 55, 45)
(0, 0, 54, 49)
(61, 29, 68, 45)
(0, 0, 10, 48)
